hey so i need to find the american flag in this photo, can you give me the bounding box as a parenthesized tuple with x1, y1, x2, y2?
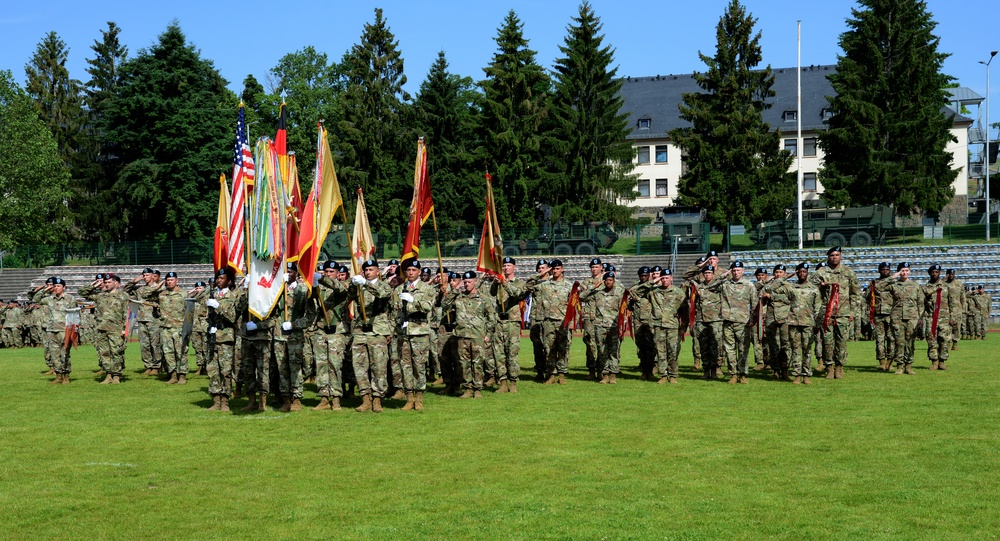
(228, 105, 255, 274)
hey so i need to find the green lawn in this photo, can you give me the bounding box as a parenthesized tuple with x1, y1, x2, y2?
(2, 336, 998, 540)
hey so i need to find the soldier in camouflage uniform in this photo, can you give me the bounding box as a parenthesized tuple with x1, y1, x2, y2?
(421, 267, 444, 384)
(79, 274, 129, 384)
(189, 281, 210, 376)
(580, 271, 625, 383)
(347, 259, 393, 413)
(945, 269, 964, 350)
(975, 286, 989, 339)
(31, 278, 57, 370)
(312, 261, 350, 411)
(528, 259, 574, 385)
(751, 267, 770, 371)
(392, 259, 436, 411)
(628, 267, 653, 379)
(2, 300, 24, 348)
(809, 246, 861, 379)
(151, 272, 189, 385)
(884, 262, 922, 374)
(866, 262, 896, 371)
(487, 256, 529, 393)
(684, 258, 723, 380)
(125, 268, 165, 376)
(761, 264, 791, 378)
(581, 258, 604, 380)
(706, 261, 757, 384)
(635, 269, 686, 384)
(774, 263, 823, 384)
(922, 264, 958, 370)
(205, 269, 239, 411)
(528, 259, 550, 381)
(32, 278, 77, 383)
(441, 271, 497, 398)
(271, 263, 313, 412)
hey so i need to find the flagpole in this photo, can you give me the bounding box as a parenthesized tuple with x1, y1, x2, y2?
(341, 193, 367, 323)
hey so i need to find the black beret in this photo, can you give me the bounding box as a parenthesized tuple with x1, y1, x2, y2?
(387, 259, 399, 266)
(707, 250, 718, 258)
(215, 268, 230, 277)
(696, 256, 707, 264)
(46, 276, 56, 284)
(194, 281, 207, 288)
(535, 259, 548, 267)
(878, 262, 890, 270)
(165, 271, 178, 278)
(638, 266, 651, 275)
(661, 269, 672, 276)
(816, 262, 826, 268)
(773, 264, 786, 272)
(153, 269, 161, 275)
(322, 260, 338, 270)
(361, 259, 378, 270)
(421, 267, 432, 275)
(651, 266, 663, 273)
(754, 267, 766, 275)
(703, 265, 715, 273)
(286, 262, 296, 270)
(403, 260, 420, 269)
(550, 259, 564, 267)
(96, 273, 106, 280)
(502, 256, 516, 265)
(448, 272, 461, 280)
(462, 271, 477, 280)
(897, 262, 910, 271)
(928, 264, 941, 273)
(53, 277, 66, 285)
(946, 268, 955, 274)
(609, 265, 617, 272)
(589, 258, 602, 266)
(142, 267, 154, 274)
(601, 263, 610, 271)
(730, 261, 744, 269)
(795, 262, 810, 271)
(827, 246, 842, 255)
(337, 265, 349, 274)
(603, 271, 615, 280)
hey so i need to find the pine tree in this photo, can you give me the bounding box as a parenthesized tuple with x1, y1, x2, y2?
(547, 2, 636, 226)
(819, 0, 957, 217)
(337, 8, 412, 232)
(479, 10, 551, 229)
(24, 31, 85, 166)
(669, 0, 794, 243)
(413, 51, 480, 228)
(100, 22, 234, 240)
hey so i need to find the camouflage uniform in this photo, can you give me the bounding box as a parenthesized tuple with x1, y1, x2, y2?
(810, 262, 861, 371)
(579, 280, 625, 376)
(125, 280, 165, 371)
(393, 278, 436, 394)
(922, 278, 957, 366)
(762, 278, 792, 374)
(349, 278, 393, 400)
(154, 286, 188, 377)
(751, 279, 768, 366)
(208, 286, 240, 398)
(777, 277, 822, 377)
(78, 284, 129, 376)
(314, 277, 352, 399)
(628, 279, 655, 378)
(236, 288, 276, 398)
(528, 274, 574, 377)
(2, 304, 24, 348)
(684, 266, 723, 376)
(636, 280, 686, 379)
(866, 275, 896, 368)
(946, 277, 964, 348)
(273, 280, 312, 401)
(580, 273, 604, 377)
(441, 286, 496, 391)
(32, 289, 77, 375)
(885, 277, 922, 369)
(191, 288, 210, 373)
(706, 271, 756, 377)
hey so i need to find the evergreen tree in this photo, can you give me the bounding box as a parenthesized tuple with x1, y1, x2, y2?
(100, 22, 235, 240)
(337, 8, 412, 232)
(413, 51, 481, 228)
(819, 0, 957, 217)
(0, 71, 72, 246)
(669, 0, 793, 243)
(24, 31, 85, 166)
(547, 2, 636, 226)
(479, 10, 551, 229)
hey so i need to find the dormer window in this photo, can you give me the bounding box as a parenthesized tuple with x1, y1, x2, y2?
(638, 117, 651, 129)
(782, 110, 797, 122)
(821, 108, 835, 120)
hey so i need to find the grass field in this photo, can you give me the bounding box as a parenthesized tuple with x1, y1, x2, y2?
(2, 336, 998, 540)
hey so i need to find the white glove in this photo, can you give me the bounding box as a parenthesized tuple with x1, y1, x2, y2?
(400, 292, 414, 303)
(246, 321, 258, 332)
(208, 327, 217, 334)
(282, 321, 292, 331)
(205, 299, 219, 309)
(352, 275, 365, 285)
(282, 272, 290, 282)
(314, 272, 322, 282)
(288, 281, 297, 290)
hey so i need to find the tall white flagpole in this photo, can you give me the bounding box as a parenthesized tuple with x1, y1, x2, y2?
(797, 20, 804, 249)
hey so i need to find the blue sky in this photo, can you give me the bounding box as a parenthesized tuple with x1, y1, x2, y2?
(3, 0, 998, 117)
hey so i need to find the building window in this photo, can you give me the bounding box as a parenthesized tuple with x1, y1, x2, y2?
(783, 110, 797, 122)
(637, 179, 650, 198)
(655, 179, 668, 197)
(638, 117, 651, 129)
(655, 145, 668, 163)
(803, 137, 817, 157)
(822, 108, 834, 120)
(803, 172, 817, 191)
(637, 146, 650, 164)
(784, 139, 797, 156)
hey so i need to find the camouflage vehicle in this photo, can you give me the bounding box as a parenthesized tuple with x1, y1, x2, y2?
(319, 226, 382, 262)
(657, 206, 711, 253)
(750, 203, 895, 249)
(450, 220, 619, 257)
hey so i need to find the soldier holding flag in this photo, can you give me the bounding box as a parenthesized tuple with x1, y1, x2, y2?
(32, 278, 77, 384)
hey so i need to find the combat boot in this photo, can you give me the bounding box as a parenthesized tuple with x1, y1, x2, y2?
(330, 397, 342, 411)
(835, 365, 844, 379)
(258, 394, 267, 411)
(372, 397, 383, 413)
(930, 360, 939, 370)
(149, 368, 159, 377)
(220, 397, 230, 412)
(825, 366, 835, 380)
(279, 398, 292, 413)
(208, 395, 222, 411)
(693, 360, 702, 371)
(459, 389, 474, 399)
(951, 343, 957, 351)
(544, 375, 557, 385)
(739, 375, 748, 384)
(508, 381, 518, 393)
(877, 359, 886, 371)
(402, 392, 415, 411)
(669, 377, 677, 384)
(177, 374, 187, 385)
(803, 376, 812, 385)
(484, 376, 496, 387)
(496, 380, 509, 393)
(815, 363, 826, 374)
(111, 375, 120, 384)
(598, 374, 609, 384)
(96, 369, 106, 376)
(141, 368, 151, 376)
(61, 373, 71, 384)
(43, 368, 55, 375)
(753, 362, 765, 371)
(558, 373, 567, 385)
(390, 389, 406, 400)
(588, 369, 596, 381)
(241, 395, 259, 412)
(657, 376, 669, 385)
(609, 374, 618, 385)
(728, 375, 738, 385)
(938, 361, 948, 371)
(792, 376, 801, 385)
(895, 364, 904, 375)
(291, 398, 302, 411)
(473, 390, 483, 399)
(414, 392, 424, 411)
(100, 374, 113, 385)
(166, 373, 178, 385)
(313, 397, 332, 411)
(355, 394, 372, 412)
(905, 364, 916, 375)
(431, 375, 444, 385)
(50, 374, 63, 385)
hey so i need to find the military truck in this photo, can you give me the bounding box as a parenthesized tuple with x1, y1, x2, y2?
(750, 203, 895, 249)
(450, 220, 619, 257)
(318, 225, 382, 263)
(657, 206, 711, 253)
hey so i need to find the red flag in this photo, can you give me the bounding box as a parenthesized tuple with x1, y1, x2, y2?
(213, 174, 230, 271)
(617, 289, 633, 340)
(275, 102, 288, 179)
(822, 283, 840, 332)
(561, 281, 583, 330)
(285, 152, 303, 262)
(930, 287, 943, 337)
(476, 172, 504, 279)
(401, 138, 434, 267)
(228, 104, 255, 275)
(296, 124, 344, 290)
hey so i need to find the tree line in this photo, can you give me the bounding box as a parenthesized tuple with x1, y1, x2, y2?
(0, 0, 959, 249)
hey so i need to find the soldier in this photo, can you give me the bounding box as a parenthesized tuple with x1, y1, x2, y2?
(635, 269, 686, 384)
(751, 267, 770, 371)
(237, 274, 281, 412)
(867, 262, 896, 371)
(581, 258, 604, 380)
(348, 259, 393, 413)
(526, 259, 550, 381)
(270, 263, 312, 412)
(945, 269, 965, 350)
(32, 277, 77, 383)
(884, 262, 922, 375)
(78, 274, 129, 384)
(922, 264, 958, 370)
(189, 281, 210, 376)
(311, 261, 348, 411)
(422, 267, 445, 384)
(629, 267, 654, 379)
(684, 258, 723, 380)
(778, 263, 823, 384)
(810, 246, 861, 379)
(151, 272, 189, 384)
(580, 271, 625, 384)
(706, 261, 757, 384)
(125, 268, 165, 376)
(2, 300, 24, 349)
(528, 259, 574, 385)
(976, 285, 990, 339)
(441, 271, 496, 398)
(205, 269, 239, 411)
(487, 256, 530, 393)
(392, 259, 436, 411)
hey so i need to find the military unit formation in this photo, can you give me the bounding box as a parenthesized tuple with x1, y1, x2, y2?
(3, 245, 991, 414)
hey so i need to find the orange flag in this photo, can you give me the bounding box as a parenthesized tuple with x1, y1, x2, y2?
(213, 174, 230, 271)
(476, 172, 504, 279)
(401, 138, 434, 268)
